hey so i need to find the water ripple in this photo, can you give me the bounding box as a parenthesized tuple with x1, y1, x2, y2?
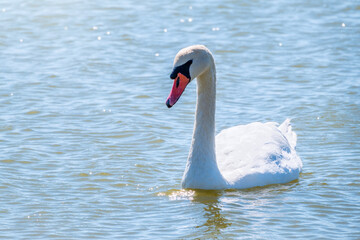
(0, 0, 359, 239)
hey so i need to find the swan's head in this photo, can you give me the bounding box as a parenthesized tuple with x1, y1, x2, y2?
(166, 45, 212, 108)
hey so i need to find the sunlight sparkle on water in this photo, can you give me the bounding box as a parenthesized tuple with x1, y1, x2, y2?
(169, 190, 195, 200)
(1, 1, 359, 238)
(158, 190, 196, 201)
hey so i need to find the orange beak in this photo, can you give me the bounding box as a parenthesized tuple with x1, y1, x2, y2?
(166, 73, 190, 108)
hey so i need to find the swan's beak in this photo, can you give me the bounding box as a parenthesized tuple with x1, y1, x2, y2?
(166, 73, 190, 108)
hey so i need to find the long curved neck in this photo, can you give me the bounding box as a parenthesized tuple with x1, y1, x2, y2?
(182, 59, 227, 189)
(190, 65, 216, 162)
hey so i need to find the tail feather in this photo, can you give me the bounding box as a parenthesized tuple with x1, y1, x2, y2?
(279, 119, 297, 149)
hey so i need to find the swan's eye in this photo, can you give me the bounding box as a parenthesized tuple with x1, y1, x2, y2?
(170, 59, 193, 80)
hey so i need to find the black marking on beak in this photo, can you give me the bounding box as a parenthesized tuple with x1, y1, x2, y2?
(170, 59, 193, 80)
(175, 76, 180, 88)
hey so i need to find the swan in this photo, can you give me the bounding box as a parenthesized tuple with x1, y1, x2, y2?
(166, 45, 302, 190)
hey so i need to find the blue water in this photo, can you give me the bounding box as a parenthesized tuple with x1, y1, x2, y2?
(1, 0, 359, 239)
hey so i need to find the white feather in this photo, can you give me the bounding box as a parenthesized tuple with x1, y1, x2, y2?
(171, 45, 302, 190)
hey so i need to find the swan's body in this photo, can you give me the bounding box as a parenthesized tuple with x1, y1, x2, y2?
(166, 45, 302, 190)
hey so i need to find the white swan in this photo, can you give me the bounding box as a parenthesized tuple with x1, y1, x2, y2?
(166, 45, 302, 190)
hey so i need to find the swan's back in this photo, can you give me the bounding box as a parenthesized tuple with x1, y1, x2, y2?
(215, 119, 302, 189)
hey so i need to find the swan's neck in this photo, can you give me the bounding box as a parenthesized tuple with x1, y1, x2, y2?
(182, 62, 227, 189)
(191, 67, 216, 162)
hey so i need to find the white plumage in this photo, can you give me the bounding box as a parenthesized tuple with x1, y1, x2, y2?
(216, 120, 302, 189)
(166, 45, 302, 190)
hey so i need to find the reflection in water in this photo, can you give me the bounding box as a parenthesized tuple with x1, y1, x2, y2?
(159, 181, 306, 238)
(190, 183, 300, 238)
(192, 190, 231, 237)
(159, 189, 231, 238)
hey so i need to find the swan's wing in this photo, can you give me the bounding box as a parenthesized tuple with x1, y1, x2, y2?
(215, 120, 302, 187)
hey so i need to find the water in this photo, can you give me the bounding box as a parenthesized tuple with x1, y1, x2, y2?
(1, 0, 359, 239)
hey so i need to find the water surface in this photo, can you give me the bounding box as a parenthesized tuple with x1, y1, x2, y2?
(1, 0, 359, 239)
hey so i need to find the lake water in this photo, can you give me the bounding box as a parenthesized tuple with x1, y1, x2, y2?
(1, 0, 359, 239)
